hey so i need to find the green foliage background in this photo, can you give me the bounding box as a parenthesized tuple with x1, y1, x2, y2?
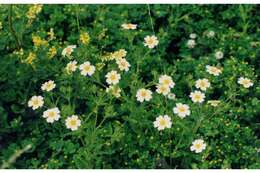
(0, 4, 259, 169)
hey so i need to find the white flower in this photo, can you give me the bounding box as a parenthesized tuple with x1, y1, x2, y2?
(156, 84, 170, 96)
(42, 107, 60, 123)
(187, 39, 196, 48)
(79, 61, 95, 76)
(66, 60, 77, 73)
(167, 93, 176, 100)
(28, 96, 44, 110)
(41, 80, 56, 92)
(206, 65, 222, 76)
(190, 33, 197, 39)
(159, 75, 175, 88)
(136, 88, 152, 102)
(144, 35, 159, 49)
(190, 139, 207, 153)
(173, 103, 190, 118)
(207, 30, 215, 38)
(207, 100, 221, 107)
(62, 45, 76, 57)
(153, 115, 172, 131)
(190, 90, 205, 103)
(215, 51, 224, 59)
(65, 115, 81, 131)
(195, 78, 211, 91)
(105, 70, 121, 85)
(116, 58, 131, 72)
(106, 85, 121, 98)
(238, 77, 253, 88)
(121, 23, 137, 30)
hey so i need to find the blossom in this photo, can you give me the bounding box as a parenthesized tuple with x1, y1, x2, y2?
(167, 93, 176, 100)
(195, 78, 211, 91)
(190, 90, 205, 103)
(116, 58, 131, 72)
(79, 61, 95, 76)
(173, 103, 190, 118)
(80, 32, 90, 45)
(136, 88, 152, 102)
(113, 49, 127, 60)
(206, 65, 222, 76)
(41, 80, 56, 92)
(215, 50, 224, 59)
(187, 39, 196, 48)
(156, 84, 170, 96)
(28, 96, 44, 110)
(153, 115, 172, 131)
(144, 35, 159, 49)
(190, 33, 197, 39)
(105, 70, 121, 85)
(159, 75, 175, 88)
(121, 23, 137, 30)
(106, 85, 121, 98)
(66, 60, 77, 74)
(65, 115, 81, 131)
(238, 77, 253, 88)
(207, 100, 221, 107)
(207, 30, 215, 38)
(190, 139, 207, 153)
(42, 107, 60, 123)
(62, 45, 76, 57)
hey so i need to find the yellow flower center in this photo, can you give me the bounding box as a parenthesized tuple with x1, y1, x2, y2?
(69, 120, 77, 126)
(110, 74, 116, 81)
(194, 143, 202, 149)
(141, 91, 147, 97)
(159, 119, 166, 126)
(33, 100, 39, 105)
(178, 107, 186, 113)
(48, 111, 55, 118)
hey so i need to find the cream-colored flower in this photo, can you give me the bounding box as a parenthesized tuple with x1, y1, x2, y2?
(215, 50, 224, 59)
(41, 80, 56, 92)
(207, 30, 215, 38)
(153, 115, 172, 131)
(173, 103, 190, 118)
(66, 60, 77, 74)
(206, 65, 222, 76)
(156, 84, 170, 96)
(136, 88, 152, 102)
(159, 75, 175, 88)
(62, 45, 76, 57)
(207, 100, 221, 107)
(167, 93, 176, 100)
(190, 90, 205, 103)
(116, 58, 131, 72)
(144, 35, 159, 49)
(79, 61, 95, 76)
(190, 139, 206, 153)
(42, 107, 60, 123)
(121, 23, 137, 30)
(190, 33, 197, 39)
(28, 96, 44, 110)
(105, 70, 121, 85)
(65, 115, 81, 131)
(195, 78, 211, 91)
(187, 39, 196, 48)
(238, 77, 253, 88)
(106, 85, 121, 98)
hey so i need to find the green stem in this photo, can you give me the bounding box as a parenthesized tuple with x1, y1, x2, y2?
(8, 5, 22, 49)
(147, 4, 155, 34)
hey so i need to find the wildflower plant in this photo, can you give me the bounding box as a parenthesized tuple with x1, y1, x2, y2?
(0, 4, 259, 169)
